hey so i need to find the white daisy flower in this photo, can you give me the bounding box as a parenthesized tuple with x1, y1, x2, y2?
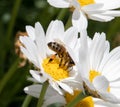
(24, 84, 66, 107)
(20, 20, 79, 95)
(69, 30, 120, 106)
(24, 84, 120, 107)
(47, 0, 120, 31)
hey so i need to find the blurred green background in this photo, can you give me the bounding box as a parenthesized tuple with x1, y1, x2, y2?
(0, 0, 120, 107)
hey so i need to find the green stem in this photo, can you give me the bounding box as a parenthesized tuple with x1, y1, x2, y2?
(106, 18, 120, 43)
(22, 95, 32, 107)
(66, 92, 87, 107)
(37, 81, 49, 107)
(6, 0, 22, 42)
(65, 15, 72, 29)
(57, 9, 68, 20)
(0, 58, 19, 93)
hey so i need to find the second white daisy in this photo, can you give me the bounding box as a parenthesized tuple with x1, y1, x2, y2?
(68, 30, 120, 106)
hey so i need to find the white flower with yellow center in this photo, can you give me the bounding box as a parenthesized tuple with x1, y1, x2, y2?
(20, 20, 78, 95)
(47, 0, 120, 31)
(68, 30, 120, 106)
(24, 84, 120, 107)
(24, 84, 94, 107)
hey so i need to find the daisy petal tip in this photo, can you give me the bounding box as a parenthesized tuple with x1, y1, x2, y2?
(24, 87, 29, 91)
(35, 21, 40, 25)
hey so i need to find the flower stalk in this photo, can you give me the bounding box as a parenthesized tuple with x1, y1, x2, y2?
(22, 95, 32, 107)
(66, 92, 87, 107)
(0, 58, 19, 93)
(37, 81, 49, 107)
(57, 8, 68, 20)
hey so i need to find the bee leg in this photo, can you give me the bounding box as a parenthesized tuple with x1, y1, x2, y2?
(49, 54, 57, 62)
(59, 58, 62, 67)
(61, 53, 68, 68)
(59, 54, 64, 67)
(59, 58, 66, 68)
(59, 58, 65, 68)
(64, 53, 71, 70)
(64, 62, 69, 70)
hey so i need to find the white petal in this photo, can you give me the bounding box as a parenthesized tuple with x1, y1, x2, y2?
(92, 33, 106, 71)
(47, 0, 70, 8)
(35, 22, 47, 59)
(99, 91, 120, 103)
(20, 46, 39, 68)
(66, 44, 78, 64)
(45, 20, 54, 41)
(103, 60, 120, 81)
(62, 78, 83, 90)
(71, 0, 80, 9)
(43, 95, 66, 107)
(89, 33, 100, 70)
(30, 70, 47, 83)
(58, 82, 73, 94)
(26, 25, 35, 41)
(46, 20, 64, 43)
(27, 77, 39, 83)
(110, 79, 120, 87)
(78, 30, 90, 79)
(95, 0, 120, 10)
(44, 86, 58, 99)
(99, 41, 110, 72)
(72, 10, 88, 31)
(19, 36, 38, 57)
(101, 10, 120, 17)
(102, 46, 120, 75)
(82, 3, 104, 14)
(94, 98, 120, 107)
(82, 3, 103, 11)
(88, 14, 114, 22)
(63, 26, 78, 49)
(46, 20, 65, 55)
(110, 87, 120, 99)
(20, 36, 41, 67)
(24, 84, 42, 98)
(93, 76, 109, 92)
(49, 80, 64, 95)
(106, 46, 120, 64)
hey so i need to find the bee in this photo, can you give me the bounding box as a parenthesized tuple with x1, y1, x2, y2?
(47, 41, 75, 70)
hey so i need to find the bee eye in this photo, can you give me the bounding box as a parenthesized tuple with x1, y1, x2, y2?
(48, 42, 52, 47)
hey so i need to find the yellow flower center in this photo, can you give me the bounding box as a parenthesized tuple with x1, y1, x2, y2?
(77, 0, 95, 6)
(42, 57, 69, 81)
(89, 70, 101, 82)
(65, 90, 94, 107)
(89, 70, 110, 92)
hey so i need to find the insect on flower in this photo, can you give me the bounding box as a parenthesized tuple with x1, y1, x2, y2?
(21, 21, 78, 95)
(47, 41, 75, 70)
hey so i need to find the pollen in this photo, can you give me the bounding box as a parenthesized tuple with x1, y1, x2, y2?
(77, 0, 95, 7)
(107, 86, 110, 92)
(89, 70, 101, 82)
(42, 57, 69, 81)
(89, 70, 110, 92)
(65, 90, 94, 107)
